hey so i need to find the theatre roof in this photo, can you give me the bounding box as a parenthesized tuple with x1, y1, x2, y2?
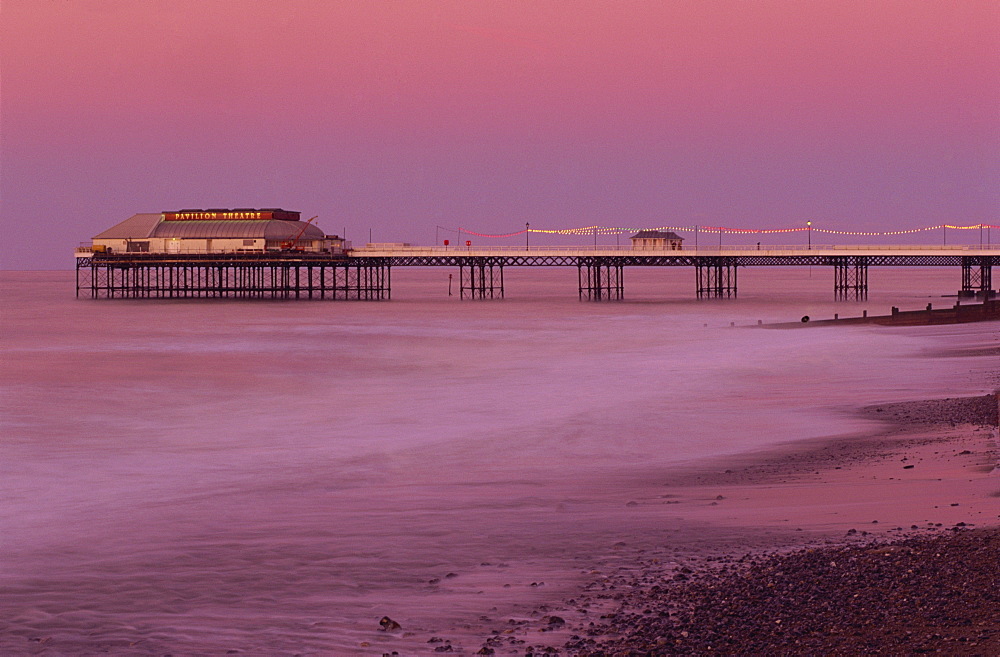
(93, 213, 162, 239)
(94, 214, 325, 240)
(152, 220, 325, 240)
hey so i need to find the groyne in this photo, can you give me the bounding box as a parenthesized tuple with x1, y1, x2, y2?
(768, 298, 1000, 328)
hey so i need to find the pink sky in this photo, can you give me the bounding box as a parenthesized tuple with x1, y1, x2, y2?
(2, 1, 997, 268)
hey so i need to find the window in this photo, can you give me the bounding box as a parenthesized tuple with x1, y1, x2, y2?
(243, 239, 255, 246)
(126, 241, 149, 252)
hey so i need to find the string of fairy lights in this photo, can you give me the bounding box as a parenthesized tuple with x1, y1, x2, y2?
(443, 222, 998, 240)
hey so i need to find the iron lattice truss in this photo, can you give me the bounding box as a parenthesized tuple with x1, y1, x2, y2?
(696, 257, 738, 299)
(460, 258, 504, 299)
(833, 256, 869, 300)
(962, 256, 993, 294)
(76, 254, 390, 300)
(578, 257, 624, 300)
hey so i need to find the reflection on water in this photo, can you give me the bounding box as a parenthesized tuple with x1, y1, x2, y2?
(1, 268, 992, 654)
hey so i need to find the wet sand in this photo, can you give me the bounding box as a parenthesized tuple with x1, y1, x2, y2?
(451, 394, 1000, 656)
(4, 393, 995, 656)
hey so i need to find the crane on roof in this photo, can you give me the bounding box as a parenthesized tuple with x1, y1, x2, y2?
(281, 216, 318, 251)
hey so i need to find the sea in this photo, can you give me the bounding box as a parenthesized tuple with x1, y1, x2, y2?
(1, 267, 996, 655)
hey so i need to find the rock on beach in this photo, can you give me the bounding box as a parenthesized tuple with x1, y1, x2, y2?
(570, 527, 1000, 656)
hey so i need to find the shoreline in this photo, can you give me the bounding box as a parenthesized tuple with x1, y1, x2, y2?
(459, 393, 999, 656)
(765, 297, 1000, 328)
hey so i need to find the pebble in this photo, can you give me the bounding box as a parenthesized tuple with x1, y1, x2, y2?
(563, 528, 1000, 656)
(378, 616, 401, 632)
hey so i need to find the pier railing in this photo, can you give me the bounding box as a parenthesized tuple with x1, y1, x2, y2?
(76, 243, 997, 257)
(349, 244, 999, 255)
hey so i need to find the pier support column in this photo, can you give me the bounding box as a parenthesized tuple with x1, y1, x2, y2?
(961, 257, 992, 298)
(79, 255, 381, 300)
(833, 256, 868, 301)
(75, 257, 93, 298)
(578, 257, 623, 301)
(696, 257, 737, 299)
(460, 258, 504, 299)
(337, 259, 391, 299)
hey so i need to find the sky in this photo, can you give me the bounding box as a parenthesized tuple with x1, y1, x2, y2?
(2, 0, 998, 269)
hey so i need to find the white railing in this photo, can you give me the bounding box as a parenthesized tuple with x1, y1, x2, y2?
(76, 247, 346, 256)
(683, 244, 997, 252)
(349, 244, 999, 254)
(352, 245, 648, 254)
(75, 243, 999, 257)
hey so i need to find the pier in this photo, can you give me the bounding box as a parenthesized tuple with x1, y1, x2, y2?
(348, 244, 998, 300)
(75, 252, 390, 300)
(76, 244, 998, 301)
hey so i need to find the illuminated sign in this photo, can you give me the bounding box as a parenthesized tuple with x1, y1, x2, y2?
(162, 209, 300, 221)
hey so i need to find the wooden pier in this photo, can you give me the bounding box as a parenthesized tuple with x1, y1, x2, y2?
(75, 245, 998, 301)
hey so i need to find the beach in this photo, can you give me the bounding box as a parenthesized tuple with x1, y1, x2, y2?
(1, 269, 998, 655)
(573, 528, 1000, 656)
(470, 393, 999, 656)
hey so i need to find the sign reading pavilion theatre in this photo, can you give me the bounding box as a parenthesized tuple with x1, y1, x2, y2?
(163, 209, 301, 222)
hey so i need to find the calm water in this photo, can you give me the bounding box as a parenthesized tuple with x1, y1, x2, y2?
(1, 268, 995, 655)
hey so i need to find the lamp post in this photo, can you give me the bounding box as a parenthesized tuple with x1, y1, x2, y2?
(526, 222, 530, 251)
(807, 221, 812, 250)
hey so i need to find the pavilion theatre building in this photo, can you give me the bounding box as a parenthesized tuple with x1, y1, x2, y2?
(76, 209, 386, 300)
(88, 209, 345, 254)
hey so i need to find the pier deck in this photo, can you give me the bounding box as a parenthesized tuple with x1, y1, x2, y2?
(75, 245, 999, 301)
